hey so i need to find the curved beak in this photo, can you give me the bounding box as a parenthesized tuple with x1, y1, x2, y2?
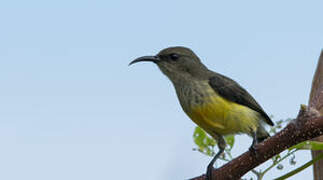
(129, 56, 160, 66)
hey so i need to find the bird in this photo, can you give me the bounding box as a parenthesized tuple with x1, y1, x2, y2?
(129, 46, 274, 180)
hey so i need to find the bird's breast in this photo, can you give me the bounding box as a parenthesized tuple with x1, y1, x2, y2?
(174, 81, 259, 136)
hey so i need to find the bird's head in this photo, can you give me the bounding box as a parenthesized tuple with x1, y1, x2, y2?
(129, 46, 208, 82)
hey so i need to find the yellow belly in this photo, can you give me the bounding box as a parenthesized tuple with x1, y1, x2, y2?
(187, 93, 260, 136)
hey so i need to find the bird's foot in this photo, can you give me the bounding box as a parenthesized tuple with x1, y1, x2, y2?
(249, 144, 260, 159)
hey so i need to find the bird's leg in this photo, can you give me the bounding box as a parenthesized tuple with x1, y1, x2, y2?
(249, 131, 259, 158)
(206, 135, 226, 180)
(250, 131, 258, 150)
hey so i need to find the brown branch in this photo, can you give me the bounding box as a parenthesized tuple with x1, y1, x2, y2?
(309, 50, 323, 113)
(309, 50, 323, 180)
(190, 50, 323, 180)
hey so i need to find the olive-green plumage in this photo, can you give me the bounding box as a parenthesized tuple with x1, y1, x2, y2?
(130, 46, 273, 180)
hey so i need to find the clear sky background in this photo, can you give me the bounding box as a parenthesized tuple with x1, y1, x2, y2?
(0, 0, 322, 180)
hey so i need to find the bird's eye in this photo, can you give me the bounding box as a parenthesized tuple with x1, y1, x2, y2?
(169, 53, 179, 61)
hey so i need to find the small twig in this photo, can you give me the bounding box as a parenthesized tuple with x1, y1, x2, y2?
(262, 149, 297, 175)
(275, 152, 323, 180)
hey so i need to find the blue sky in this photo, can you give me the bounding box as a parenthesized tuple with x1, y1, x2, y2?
(0, 0, 322, 179)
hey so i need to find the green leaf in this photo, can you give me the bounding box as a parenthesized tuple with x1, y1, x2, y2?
(193, 126, 216, 157)
(205, 136, 216, 147)
(289, 141, 323, 151)
(193, 127, 206, 147)
(225, 135, 235, 150)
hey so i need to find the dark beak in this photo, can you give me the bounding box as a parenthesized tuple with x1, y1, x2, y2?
(129, 56, 160, 66)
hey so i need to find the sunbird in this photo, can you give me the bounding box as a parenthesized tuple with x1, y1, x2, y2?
(130, 46, 274, 180)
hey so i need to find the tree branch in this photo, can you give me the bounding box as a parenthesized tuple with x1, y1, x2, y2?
(309, 50, 323, 180)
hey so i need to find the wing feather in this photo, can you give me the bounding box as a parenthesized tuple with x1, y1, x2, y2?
(208, 74, 274, 126)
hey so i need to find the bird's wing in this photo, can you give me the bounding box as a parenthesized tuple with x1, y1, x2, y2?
(208, 73, 274, 126)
